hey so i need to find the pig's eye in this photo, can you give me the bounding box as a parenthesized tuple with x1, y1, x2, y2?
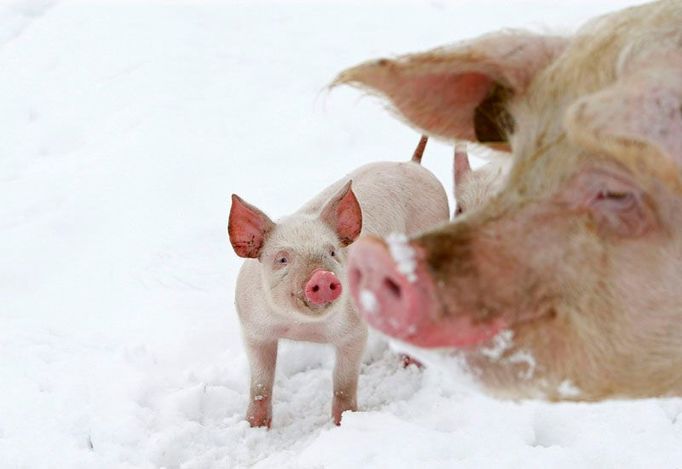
(273, 251, 289, 267)
(590, 183, 655, 237)
(571, 168, 656, 238)
(593, 190, 637, 213)
(330, 249, 336, 257)
(596, 190, 632, 203)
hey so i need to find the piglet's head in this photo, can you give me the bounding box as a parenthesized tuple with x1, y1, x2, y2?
(229, 182, 363, 322)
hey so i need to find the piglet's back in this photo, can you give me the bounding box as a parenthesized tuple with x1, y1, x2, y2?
(298, 161, 449, 238)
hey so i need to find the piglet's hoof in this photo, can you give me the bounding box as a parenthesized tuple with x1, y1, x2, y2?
(332, 394, 357, 426)
(401, 354, 424, 369)
(247, 401, 272, 429)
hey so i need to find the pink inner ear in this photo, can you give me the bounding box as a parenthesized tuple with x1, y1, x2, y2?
(228, 197, 273, 258)
(454, 143, 471, 185)
(335, 33, 567, 142)
(394, 72, 494, 141)
(334, 189, 363, 246)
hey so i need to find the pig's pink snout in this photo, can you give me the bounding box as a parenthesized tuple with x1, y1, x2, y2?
(348, 238, 508, 348)
(304, 270, 342, 305)
(347, 238, 432, 339)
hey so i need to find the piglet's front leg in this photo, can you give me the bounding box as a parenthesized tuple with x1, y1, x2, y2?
(245, 340, 277, 428)
(332, 332, 366, 425)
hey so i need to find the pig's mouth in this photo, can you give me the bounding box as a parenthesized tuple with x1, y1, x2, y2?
(367, 293, 509, 349)
(291, 292, 338, 318)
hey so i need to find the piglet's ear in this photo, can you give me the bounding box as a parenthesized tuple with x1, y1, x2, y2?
(565, 59, 682, 185)
(333, 31, 566, 144)
(228, 195, 275, 258)
(454, 142, 471, 186)
(321, 181, 363, 246)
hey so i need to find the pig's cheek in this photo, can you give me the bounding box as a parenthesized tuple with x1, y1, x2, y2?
(266, 270, 298, 311)
(335, 250, 348, 265)
(281, 287, 302, 312)
(323, 251, 345, 270)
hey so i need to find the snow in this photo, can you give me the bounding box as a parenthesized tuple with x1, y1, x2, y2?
(360, 289, 378, 315)
(558, 380, 582, 399)
(2, 0, 681, 468)
(479, 329, 515, 361)
(386, 232, 418, 283)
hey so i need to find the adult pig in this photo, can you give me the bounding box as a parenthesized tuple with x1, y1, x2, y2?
(339, 0, 682, 399)
(229, 138, 449, 427)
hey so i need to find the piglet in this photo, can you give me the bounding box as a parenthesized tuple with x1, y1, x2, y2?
(229, 136, 449, 427)
(453, 143, 511, 217)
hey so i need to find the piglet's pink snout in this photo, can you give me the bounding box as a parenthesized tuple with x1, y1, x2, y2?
(304, 269, 342, 305)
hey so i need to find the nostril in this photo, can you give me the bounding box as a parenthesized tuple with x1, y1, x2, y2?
(383, 277, 402, 299)
(312, 285, 320, 293)
(330, 283, 337, 291)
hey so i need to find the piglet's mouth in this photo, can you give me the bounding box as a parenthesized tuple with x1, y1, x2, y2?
(292, 293, 337, 315)
(348, 237, 508, 348)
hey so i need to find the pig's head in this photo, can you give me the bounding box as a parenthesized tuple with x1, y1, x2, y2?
(229, 181, 362, 321)
(338, 26, 682, 397)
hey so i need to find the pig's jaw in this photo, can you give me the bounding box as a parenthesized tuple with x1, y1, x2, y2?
(363, 299, 509, 349)
(284, 292, 345, 323)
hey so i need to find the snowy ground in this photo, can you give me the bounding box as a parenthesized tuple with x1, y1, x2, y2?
(2, 0, 681, 467)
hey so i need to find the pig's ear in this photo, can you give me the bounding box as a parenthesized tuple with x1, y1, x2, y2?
(454, 142, 471, 186)
(565, 61, 682, 183)
(320, 181, 363, 246)
(228, 194, 275, 259)
(333, 31, 567, 144)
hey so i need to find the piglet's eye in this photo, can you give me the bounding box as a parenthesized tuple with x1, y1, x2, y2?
(330, 249, 336, 257)
(273, 251, 289, 267)
(455, 205, 464, 216)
